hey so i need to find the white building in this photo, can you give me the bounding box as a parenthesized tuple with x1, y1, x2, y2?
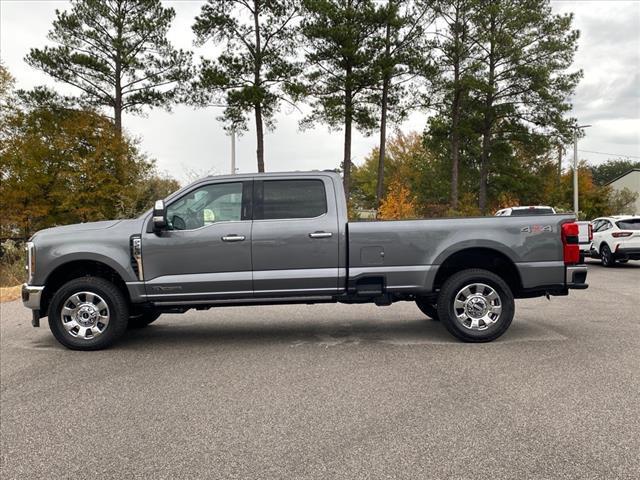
(605, 168, 640, 215)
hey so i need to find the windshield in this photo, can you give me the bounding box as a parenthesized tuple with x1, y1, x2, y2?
(511, 208, 554, 216)
(616, 219, 640, 230)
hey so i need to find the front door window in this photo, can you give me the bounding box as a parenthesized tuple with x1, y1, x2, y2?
(166, 182, 243, 230)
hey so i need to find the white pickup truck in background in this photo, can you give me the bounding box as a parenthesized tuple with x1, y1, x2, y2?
(495, 207, 592, 263)
(576, 221, 593, 263)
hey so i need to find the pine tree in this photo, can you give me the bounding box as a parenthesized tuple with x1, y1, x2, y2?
(371, 0, 435, 209)
(192, 0, 299, 173)
(300, 0, 381, 199)
(429, 0, 478, 210)
(26, 0, 192, 137)
(470, 0, 581, 212)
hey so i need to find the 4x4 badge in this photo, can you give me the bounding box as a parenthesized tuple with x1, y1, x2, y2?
(521, 225, 553, 233)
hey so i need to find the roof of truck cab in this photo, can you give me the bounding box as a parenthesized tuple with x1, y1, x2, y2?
(201, 170, 342, 182)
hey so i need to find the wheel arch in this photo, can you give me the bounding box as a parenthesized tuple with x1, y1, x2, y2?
(41, 259, 130, 317)
(431, 247, 522, 294)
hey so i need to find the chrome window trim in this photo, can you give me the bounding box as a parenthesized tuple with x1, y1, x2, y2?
(252, 212, 328, 223)
(161, 219, 252, 234)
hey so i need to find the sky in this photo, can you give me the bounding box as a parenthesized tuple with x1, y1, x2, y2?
(1, 0, 639, 183)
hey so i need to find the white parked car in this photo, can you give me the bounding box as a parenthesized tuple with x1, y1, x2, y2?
(495, 206, 556, 216)
(590, 216, 640, 267)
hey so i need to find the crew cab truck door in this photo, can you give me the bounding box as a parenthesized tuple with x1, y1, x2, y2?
(252, 176, 340, 296)
(141, 180, 253, 302)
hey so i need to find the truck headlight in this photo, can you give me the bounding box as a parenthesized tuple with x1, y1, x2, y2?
(26, 242, 35, 284)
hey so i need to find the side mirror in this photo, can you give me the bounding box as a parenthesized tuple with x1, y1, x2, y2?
(153, 199, 167, 232)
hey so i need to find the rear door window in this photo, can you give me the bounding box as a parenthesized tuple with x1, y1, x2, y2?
(256, 179, 327, 220)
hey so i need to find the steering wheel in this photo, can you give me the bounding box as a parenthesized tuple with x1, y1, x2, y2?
(184, 207, 202, 230)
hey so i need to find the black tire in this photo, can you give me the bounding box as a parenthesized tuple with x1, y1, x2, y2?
(128, 310, 161, 329)
(415, 298, 439, 321)
(48, 276, 129, 350)
(600, 244, 615, 267)
(437, 268, 515, 343)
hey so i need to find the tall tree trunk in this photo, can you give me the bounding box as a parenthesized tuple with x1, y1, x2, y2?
(479, 126, 490, 212)
(376, 78, 389, 209)
(449, 3, 463, 211)
(114, 9, 123, 140)
(557, 144, 562, 187)
(344, 89, 353, 201)
(479, 16, 496, 214)
(253, 0, 265, 172)
(255, 103, 265, 172)
(114, 100, 122, 138)
(450, 81, 461, 211)
(114, 6, 124, 184)
(376, 4, 392, 209)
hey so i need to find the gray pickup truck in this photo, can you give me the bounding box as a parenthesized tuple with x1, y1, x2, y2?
(22, 171, 588, 350)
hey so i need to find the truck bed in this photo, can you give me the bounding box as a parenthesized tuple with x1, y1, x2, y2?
(347, 215, 575, 294)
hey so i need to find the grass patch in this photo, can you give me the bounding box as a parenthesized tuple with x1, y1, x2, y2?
(0, 285, 22, 302)
(1, 240, 26, 289)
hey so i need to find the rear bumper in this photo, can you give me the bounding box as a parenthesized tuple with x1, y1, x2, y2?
(579, 242, 592, 253)
(566, 265, 588, 289)
(614, 247, 640, 260)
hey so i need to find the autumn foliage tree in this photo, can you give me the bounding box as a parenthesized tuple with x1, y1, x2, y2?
(0, 78, 178, 238)
(378, 179, 418, 219)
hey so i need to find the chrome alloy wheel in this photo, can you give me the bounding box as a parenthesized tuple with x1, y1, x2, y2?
(60, 291, 110, 340)
(453, 283, 502, 331)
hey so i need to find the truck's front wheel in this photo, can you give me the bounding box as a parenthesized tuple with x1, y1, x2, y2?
(48, 277, 129, 350)
(437, 269, 514, 343)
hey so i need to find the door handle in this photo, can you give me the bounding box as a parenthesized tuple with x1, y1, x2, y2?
(309, 232, 333, 239)
(221, 235, 246, 242)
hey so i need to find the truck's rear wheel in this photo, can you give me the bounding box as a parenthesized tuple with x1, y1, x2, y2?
(415, 299, 439, 321)
(48, 277, 128, 350)
(437, 269, 514, 343)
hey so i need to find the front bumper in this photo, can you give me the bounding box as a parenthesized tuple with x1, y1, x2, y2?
(22, 284, 44, 309)
(566, 265, 588, 289)
(22, 284, 45, 327)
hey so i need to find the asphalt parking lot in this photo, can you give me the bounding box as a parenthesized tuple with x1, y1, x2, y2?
(1, 260, 639, 479)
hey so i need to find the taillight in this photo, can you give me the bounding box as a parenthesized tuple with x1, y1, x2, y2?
(561, 222, 580, 265)
(612, 232, 632, 238)
(588, 223, 593, 241)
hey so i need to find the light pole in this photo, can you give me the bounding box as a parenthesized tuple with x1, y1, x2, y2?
(230, 128, 236, 175)
(208, 103, 237, 175)
(572, 124, 591, 216)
